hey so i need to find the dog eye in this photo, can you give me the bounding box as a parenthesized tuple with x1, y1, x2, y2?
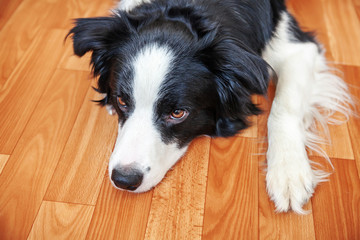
(170, 109, 188, 120)
(117, 96, 127, 108)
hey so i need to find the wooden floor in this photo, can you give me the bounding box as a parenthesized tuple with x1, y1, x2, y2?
(0, 0, 359, 239)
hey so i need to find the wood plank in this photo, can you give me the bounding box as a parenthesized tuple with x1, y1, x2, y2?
(309, 123, 354, 160)
(320, 0, 360, 66)
(0, 154, 10, 174)
(355, 0, 360, 20)
(0, 0, 111, 86)
(257, 83, 316, 239)
(0, 30, 68, 154)
(45, 86, 118, 205)
(145, 137, 210, 240)
(57, 42, 92, 71)
(0, 69, 90, 240)
(307, 65, 360, 165)
(259, 167, 316, 240)
(0, 0, 57, 85)
(311, 157, 360, 239)
(289, 0, 360, 66)
(27, 201, 95, 240)
(0, 0, 23, 30)
(203, 137, 258, 239)
(86, 178, 153, 240)
(287, 0, 334, 61)
(341, 65, 360, 177)
(32, 0, 112, 30)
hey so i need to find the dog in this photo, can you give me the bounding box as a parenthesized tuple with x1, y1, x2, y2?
(68, 0, 352, 213)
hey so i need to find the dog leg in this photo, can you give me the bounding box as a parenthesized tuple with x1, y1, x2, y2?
(263, 13, 352, 214)
(266, 45, 320, 214)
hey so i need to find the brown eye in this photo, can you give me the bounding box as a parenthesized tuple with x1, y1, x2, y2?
(171, 109, 187, 119)
(117, 96, 127, 107)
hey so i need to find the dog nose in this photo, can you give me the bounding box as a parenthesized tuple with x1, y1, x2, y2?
(111, 167, 143, 191)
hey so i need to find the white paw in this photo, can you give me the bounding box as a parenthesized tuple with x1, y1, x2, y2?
(106, 105, 116, 115)
(266, 151, 317, 214)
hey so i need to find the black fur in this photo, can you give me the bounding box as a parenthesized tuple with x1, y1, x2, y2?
(68, 0, 302, 146)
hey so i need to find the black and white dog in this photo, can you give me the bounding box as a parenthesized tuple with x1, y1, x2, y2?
(69, 0, 352, 213)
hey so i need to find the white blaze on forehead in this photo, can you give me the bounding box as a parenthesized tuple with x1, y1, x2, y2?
(132, 44, 174, 109)
(109, 44, 174, 167)
(109, 44, 188, 192)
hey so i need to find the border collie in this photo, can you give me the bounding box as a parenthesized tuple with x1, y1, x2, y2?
(68, 0, 352, 213)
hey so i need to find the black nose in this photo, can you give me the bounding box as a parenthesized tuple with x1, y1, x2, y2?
(111, 167, 143, 191)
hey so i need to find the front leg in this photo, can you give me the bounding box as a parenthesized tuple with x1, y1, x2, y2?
(266, 97, 318, 214)
(262, 10, 352, 213)
(265, 42, 326, 214)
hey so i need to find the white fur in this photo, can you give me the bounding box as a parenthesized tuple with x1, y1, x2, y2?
(117, 0, 152, 12)
(262, 12, 352, 214)
(106, 104, 116, 115)
(104, 0, 153, 115)
(106, 2, 353, 212)
(108, 44, 188, 192)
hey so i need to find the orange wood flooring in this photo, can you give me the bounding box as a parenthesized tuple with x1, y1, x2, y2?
(0, 0, 359, 239)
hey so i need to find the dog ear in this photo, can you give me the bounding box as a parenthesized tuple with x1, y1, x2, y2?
(67, 13, 136, 104)
(68, 14, 135, 57)
(197, 35, 270, 137)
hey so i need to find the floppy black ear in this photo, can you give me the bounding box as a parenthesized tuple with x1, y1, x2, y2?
(67, 13, 135, 104)
(197, 35, 270, 137)
(68, 14, 135, 57)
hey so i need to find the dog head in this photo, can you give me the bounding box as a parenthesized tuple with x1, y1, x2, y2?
(68, 6, 269, 192)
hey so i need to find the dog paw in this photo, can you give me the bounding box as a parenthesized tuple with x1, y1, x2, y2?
(106, 105, 116, 115)
(266, 154, 317, 214)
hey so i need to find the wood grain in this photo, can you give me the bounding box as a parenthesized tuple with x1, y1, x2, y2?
(0, 0, 23, 30)
(45, 86, 118, 205)
(257, 81, 316, 240)
(355, 0, 360, 20)
(86, 178, 153, 240)
(236, 115, 257, 138)
(145, 137, 210, 240)
(27, 201, 95, 240)
(0, 0, 359, 239)
(342, 65, 360, 178)
(0, 154, 10, 174)
(0, 0, 111, 86)
(0, 0, 55, 85)
(0, 69, 90, 240)
(58, 43, 93, 71)
(309, 123, 354, 160)
(203, 137, 258, 239)
(287, 0, 334, 61)
(311, 157, 360, 239)
(320, 0, 360, 66)
(259, 168, 316, 240)
(0, 30, 68, 154)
